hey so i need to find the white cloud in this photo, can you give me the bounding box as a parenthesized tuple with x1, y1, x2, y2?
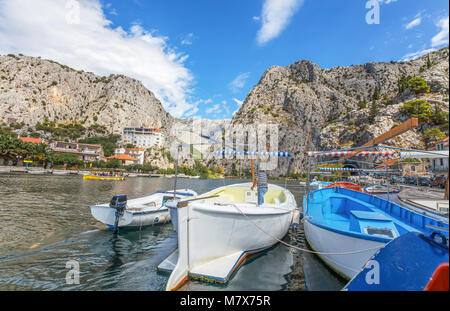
(206, 104, 222, 114)
(404, 17, 421, 30)
(233, 98, 243, 106)
(229, 72, 251, 93)
(181, 33, 194, 45)
(431, 17, 449, 47)
(401, 48, 436, 61)
(0, 0, 195, 118)
(256, 0, 303, 45)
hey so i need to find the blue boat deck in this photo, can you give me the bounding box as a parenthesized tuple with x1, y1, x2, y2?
(304, 187, 449, 243)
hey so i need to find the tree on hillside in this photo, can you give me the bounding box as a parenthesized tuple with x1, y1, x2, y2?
(400, 100, 433, 123)
(408, 77, 430, 94)
(423, 128, 446, 148)
(368, 101, 379, 123)
(397, 75, 411, 94)
(373, 86, 381, 101)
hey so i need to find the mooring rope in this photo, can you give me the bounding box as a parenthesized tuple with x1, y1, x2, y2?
(230, 204, 383, 256)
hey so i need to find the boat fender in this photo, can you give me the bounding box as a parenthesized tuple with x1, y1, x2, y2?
(291, 209, 300, 228)
(154, 217, 159, 223)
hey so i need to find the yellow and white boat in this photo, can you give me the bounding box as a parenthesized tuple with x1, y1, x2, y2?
(83, 174, 125, 181)
(159, 182, 298, 291)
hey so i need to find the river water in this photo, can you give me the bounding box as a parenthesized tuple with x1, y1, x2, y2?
(0, 173, 345, 291)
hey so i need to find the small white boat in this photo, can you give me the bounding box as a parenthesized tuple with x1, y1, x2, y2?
(309, 181, 332, 190)
(78, 171, 91, 175)
(27, 169, 48, 175)
(52, 170, 71, 175)
(159, 182, 298, 291)
(0, 168, 11, 173)
(127, 173, 138, 177)
(90, 189, 198, 229)
(189, 175, 200, 179)
(363, 184, 400, 194)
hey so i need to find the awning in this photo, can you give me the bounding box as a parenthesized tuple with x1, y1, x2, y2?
(399, 151, 449, 159)
(317, 167, 402, 172)
(307, 151, 396, 158)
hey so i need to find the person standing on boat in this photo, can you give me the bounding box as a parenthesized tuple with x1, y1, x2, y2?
(251, 162, 268, 206)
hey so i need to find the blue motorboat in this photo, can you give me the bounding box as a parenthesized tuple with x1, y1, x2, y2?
(303, 187, 449, 279)
(344, 231, 449, 291)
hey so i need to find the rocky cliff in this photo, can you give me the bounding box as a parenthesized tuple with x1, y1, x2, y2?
(232, 47, 449, 175)
(0, 54, 173, 135)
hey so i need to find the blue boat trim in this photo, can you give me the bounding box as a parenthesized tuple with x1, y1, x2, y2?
(306, 217, 392, 243)
(155, 190, 194, 196)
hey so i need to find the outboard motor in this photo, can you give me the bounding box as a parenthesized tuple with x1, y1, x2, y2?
(110, 195, 127, 234)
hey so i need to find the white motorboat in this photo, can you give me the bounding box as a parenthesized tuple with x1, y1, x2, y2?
(90, 189, 197, 229)
(0, 168, 11, 173)
(159, 182, 298, 291)
(52, 170, 71, 175)
(26, 169, 48, 175)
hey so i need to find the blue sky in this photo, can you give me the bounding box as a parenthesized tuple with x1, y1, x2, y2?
(0, 0, 448, 119)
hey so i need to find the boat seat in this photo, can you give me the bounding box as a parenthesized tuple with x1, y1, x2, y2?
(349, 210, 399, 238)
(349, 210, 391, 221)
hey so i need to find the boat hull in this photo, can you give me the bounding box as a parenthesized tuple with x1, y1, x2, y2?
(91, 205, 170, 228)
(90, 190, 197, 228)
(162, 183, 297, 290)
(304, 219, 384, 280)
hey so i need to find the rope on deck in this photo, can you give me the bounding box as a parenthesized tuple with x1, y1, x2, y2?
(231, 204, 384, 256)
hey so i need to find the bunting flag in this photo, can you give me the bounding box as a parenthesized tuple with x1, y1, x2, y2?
(317, 167, 402, 172)
(307, 151, 396, 158)
(215, 151, 291, 157)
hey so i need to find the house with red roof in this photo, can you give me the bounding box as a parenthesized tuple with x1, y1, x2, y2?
(19, 137, 48, 145)
(106, 154, 138, 165)
(114, 147, 146, 165)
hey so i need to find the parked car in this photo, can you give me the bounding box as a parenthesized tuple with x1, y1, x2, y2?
(406, 176, 417, 185)
(399, 176, 408, 184)
(430, 176, 447, 188)
(418, 177, 430, 186)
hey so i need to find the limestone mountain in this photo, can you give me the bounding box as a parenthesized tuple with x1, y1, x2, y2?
(232, 47, 449, 175)
(0, 54, 173, 137)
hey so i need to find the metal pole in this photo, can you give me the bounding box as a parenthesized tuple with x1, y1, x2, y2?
(305, 156, 310, 216)
(173, 144, 181, 199)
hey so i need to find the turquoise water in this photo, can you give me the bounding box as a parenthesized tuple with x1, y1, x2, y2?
(0, 174, 345, 291)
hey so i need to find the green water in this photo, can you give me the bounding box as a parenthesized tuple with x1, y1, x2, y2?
(0, 174, 345, 291)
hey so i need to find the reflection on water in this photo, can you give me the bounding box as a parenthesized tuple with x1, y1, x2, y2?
(0, 174, 345, 291)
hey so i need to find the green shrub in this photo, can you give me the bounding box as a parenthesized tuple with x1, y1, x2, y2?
(408, 77, 430, 94)
(400, 100, 432, 122)
(423, 128, 446, 148)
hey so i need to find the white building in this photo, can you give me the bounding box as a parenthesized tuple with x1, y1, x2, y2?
(430, 137, 449, 175)
(122, 127, 163, 148)
(114, 147, 146, 165)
